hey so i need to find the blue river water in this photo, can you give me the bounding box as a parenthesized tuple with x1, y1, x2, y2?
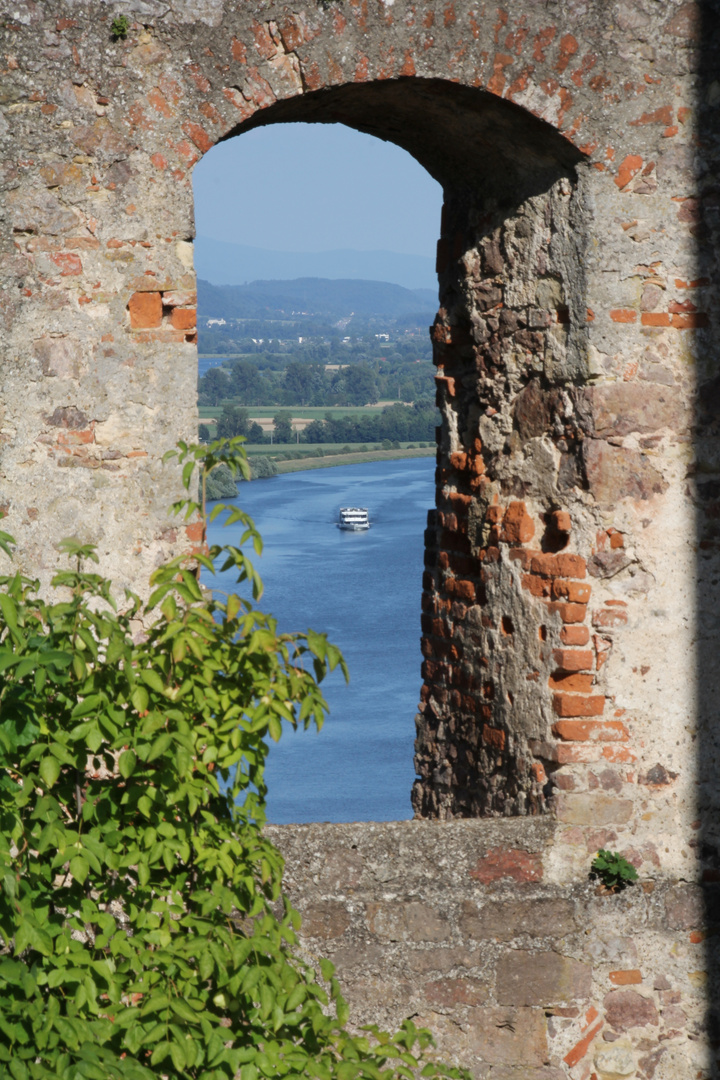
(204, 457, 434, 823)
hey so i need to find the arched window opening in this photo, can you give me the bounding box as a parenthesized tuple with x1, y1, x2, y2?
(193, 121, 442, 823)
(192, 77, 586, 825)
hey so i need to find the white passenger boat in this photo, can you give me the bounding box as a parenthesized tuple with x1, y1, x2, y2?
(338, 507, 370, 531)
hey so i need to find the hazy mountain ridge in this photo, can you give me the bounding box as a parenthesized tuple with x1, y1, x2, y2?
(194, 235, 437, 291)
(197, 277, 438, 321)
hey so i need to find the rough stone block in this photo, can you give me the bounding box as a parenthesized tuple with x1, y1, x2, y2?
(297, 901, 351, 939)
(582, 439, 667, 504)
(664, 884, 704, 931)
(366, 901, 450, 943)
(496, 950, 592, 1007)
(553, 793, 634, 825)
(470, 847, 543, 884)
(466, 1007, 548, 1065)
(406, 947, 485, 975)
(424, 977, 489, 1008)
(33, 336, 85, 379)
(459, 898, 576, 942)
(603, 989, 659, 1031)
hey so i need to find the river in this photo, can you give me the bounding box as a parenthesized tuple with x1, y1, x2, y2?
(205, 457, 434, 823)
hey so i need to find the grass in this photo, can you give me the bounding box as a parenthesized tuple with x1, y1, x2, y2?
(272, 446, 435, 474)
(245, 441, 431, 456)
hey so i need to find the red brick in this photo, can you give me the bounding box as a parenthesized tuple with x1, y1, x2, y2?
(52, 252, 82, 276)
(602, 745, 636, 763)
(231, 36, 248, 62)
(501, 501, 535, 544)
(449, 451, 468, 471)
(592, 606, 628, 628)
(486, 504, 504, 524)
(556, 553, 586, 578)
(445, 578, 476, 602)
(557, 743, 604, 763)
(551, 509, 572, 532)
(128, 291, 162, 328)
(610, 309, 637, 323)
(564, 1021, 603, 1067)
(522, 573, 550, 597)
(553, 648, 593, 672)
(170, 307, 196, 330)
(530, 552, 559, 577)
(447, 491, 471, 510)
(185, 521, 205, 543)
(181, 120, 212, 153)
(552, 693, 606, 718)
(134, 328, 186, 343)
(609, 970, 642, 985)
(671, 311, 709, 329)
(614, 153, 643, 189)
(531, 761, 547, 783)
(482, 724, 506, 750)
(561, 625, 590, 645)
(470, 847, 543, 884)
(552, 579, 592, 603)
(641, 311, 672, 326)
(553, 719, 629, 741)
(509, 548, 532, 570)
(547, 601, 587, 623)
(548, 672, 595, 693)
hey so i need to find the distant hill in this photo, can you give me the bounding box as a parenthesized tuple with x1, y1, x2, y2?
(195, 236, 437, 292)
(197, 278, 438, 321)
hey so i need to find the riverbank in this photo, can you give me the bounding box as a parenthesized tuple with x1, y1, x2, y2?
(270, 445, 435, 474)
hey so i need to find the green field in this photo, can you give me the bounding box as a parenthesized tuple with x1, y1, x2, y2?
(271, 446, 434, 474)
(198, 404, 396, 421)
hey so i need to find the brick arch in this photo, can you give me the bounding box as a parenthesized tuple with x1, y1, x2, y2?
(0, 1, 712, 877)
(206, 74, 592, 822)
(219, 77, 583, 198)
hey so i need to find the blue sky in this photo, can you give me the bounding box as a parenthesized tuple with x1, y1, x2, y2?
(192, 122, 442, 257)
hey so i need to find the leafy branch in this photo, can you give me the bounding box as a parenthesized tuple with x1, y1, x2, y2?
(0, 438, 465, 1080)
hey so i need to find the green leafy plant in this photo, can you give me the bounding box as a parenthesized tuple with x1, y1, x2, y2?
(110, 14, 130, 39)
(0, 436, 468, 1080)
(590, 849, 639, 892)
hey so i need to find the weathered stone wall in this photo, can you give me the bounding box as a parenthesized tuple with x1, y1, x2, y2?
(1, 1, 719, 1075)
(270, 821, 717, 1080)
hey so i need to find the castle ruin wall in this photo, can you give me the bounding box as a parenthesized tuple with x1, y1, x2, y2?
(0, 1, 719, 1076)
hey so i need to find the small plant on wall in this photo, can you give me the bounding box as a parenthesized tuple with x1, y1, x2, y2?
(110, 14, 130, 39)
(590, 849, 639, 893)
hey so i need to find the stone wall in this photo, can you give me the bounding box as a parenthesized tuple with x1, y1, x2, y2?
(1, 1, 719, 1075)
(0, 0, 717, 874)
(270, 821, 716, 1080)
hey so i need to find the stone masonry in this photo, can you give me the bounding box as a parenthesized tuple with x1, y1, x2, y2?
(0, 0, 719, 1077)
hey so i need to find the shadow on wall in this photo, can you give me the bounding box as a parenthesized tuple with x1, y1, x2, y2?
(699, 0, 720, 1053)
(230, 78, 587, 821)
